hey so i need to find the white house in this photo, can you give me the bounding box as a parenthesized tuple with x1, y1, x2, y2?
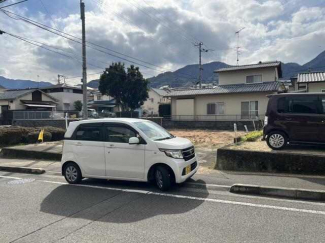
(295, 72, 325, 92)
(142, 88, 170, 116)
(40, 83, 83, 111)
(167, 61, 285, 121)
(0, 88, 58, 115)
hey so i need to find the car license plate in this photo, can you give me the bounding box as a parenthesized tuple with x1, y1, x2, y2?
(185, 165, 191, 175)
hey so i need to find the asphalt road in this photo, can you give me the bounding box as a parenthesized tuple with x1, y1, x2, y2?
(1, 171, 325, 243)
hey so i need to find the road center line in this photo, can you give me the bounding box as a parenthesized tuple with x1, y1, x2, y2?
(41, 180, 325, 216)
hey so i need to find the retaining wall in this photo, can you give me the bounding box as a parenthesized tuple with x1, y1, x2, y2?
(216, 147, 325, 175)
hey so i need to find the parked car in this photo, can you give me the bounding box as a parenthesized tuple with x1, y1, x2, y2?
(61, 118, 198, 191)
(263, 93, 325, 150)
(100, 110, 116, 118)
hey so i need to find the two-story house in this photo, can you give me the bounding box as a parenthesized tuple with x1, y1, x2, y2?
(167, 61, 285, 121)
(40, 83, 83, 111)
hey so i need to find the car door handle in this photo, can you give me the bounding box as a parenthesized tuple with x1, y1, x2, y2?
(76, 142, 82, 146)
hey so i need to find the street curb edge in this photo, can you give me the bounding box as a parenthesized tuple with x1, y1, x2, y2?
(0, 166, 45, 175)
(230, 184, 325, 201)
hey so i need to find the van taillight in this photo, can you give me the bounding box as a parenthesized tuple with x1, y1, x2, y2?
(264, 116, 268, 126)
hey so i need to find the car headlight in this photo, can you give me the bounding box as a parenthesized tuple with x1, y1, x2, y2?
(160, 149, 183, 159)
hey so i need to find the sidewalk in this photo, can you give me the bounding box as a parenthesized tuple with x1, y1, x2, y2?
(1, 157, 325, 193)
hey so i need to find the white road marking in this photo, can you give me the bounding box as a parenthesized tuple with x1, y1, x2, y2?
(0, 175, 22, 180)
(41, 180, 325, 216)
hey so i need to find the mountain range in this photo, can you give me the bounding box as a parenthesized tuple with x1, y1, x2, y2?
(0, 51, 324, 89)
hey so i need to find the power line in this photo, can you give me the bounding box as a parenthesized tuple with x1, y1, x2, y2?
(38, 0, 50, 15)
(1, 8, 201, 81)
(0, 0, 28, 9)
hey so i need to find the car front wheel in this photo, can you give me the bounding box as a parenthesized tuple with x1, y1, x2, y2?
(266, 132, 287, 150)
(64, 163, 82, 184)
(155, 166, 172, 191)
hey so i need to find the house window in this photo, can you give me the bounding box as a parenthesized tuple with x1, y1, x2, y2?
(246, 75, 262, 84)
(207, 103, 225, 115)
(63, 89, 73, 93)
(32, 91, 42, 102)
(241, 101, 258, 119)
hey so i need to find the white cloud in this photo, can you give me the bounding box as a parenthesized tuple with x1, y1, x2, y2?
(0, 0, 324, 85)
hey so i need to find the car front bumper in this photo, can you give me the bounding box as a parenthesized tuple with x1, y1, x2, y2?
(173, 156, 199, 183)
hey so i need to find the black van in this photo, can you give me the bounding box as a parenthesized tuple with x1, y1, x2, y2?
(263, 93, 325, 150)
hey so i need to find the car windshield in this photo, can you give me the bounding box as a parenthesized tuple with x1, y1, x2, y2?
(134, 121, 174, 141)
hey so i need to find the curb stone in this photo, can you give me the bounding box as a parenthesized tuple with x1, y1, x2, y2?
(0, 166, 45, 174)
(230, 184, 325, 201)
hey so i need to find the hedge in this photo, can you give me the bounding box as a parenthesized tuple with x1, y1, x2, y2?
(27, 131, 52, 143)
(0, 126, 65, 146)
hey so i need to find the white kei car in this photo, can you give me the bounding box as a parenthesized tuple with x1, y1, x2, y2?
(61, 118, 198, 191)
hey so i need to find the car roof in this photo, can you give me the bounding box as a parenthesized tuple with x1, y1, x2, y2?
(65, 118, 152, 138)
(268, 92, 325, 98)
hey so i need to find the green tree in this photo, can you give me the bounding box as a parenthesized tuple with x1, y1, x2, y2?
(74, 100, 83, 111)
(99, 63, 149, 111)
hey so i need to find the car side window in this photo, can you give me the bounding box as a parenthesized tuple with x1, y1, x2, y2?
(106, 126, 137, 143)
(75, 125, 102, 141)
(287, 96, 319, 114)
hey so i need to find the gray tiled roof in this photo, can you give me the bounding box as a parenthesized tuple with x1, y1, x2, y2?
(152, 88, 168, 96)
(215, 61, 281, 73)
(0, 89, 35, 100)
(166, 81, 281, 97)
(298, 72, 325, 83)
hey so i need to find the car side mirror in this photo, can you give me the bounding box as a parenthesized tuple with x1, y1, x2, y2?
(129, 137, 140, 145)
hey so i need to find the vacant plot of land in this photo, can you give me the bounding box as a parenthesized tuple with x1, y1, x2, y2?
(169, 129, 245, 148)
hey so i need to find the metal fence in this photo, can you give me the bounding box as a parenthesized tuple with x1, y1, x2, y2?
(165, 115, 265, 122)
(12, 111, 80, 120)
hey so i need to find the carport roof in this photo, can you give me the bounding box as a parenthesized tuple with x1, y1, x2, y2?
(166, 81, 281, 97)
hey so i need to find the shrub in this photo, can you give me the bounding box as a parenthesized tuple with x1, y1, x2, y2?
(27, 131, 52, 143)
(0, 127, 26, 145)
(240, 130, 263, 142)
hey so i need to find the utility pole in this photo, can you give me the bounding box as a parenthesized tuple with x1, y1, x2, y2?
(195, 42, 210, 89)
(80, 0, 88, 119)
(235, 27, 245, 66)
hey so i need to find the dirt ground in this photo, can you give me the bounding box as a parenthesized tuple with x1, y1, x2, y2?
(168, 129, 246, 170)
(169, 129, 246, 149)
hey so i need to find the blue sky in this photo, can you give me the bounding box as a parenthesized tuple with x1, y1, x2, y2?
(0, 0, 324, 84)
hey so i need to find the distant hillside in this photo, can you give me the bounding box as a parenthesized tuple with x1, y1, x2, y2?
(1, 51, 324, 90)
(0, 76, 52, 89)
(146, 50, 325, 88)
(88, 79, 99, 88)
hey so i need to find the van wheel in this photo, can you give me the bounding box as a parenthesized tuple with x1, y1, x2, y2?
(64, 163, 82, 184)
(155, 166, 172, 191)
(267, 132, 287, 150)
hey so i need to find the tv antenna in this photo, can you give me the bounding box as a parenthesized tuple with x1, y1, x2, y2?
(235, 27, 245, 65)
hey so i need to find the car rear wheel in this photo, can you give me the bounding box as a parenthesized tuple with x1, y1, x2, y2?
(267, 132, 287, 150)
(64, 163, 82, 184)
(155, 166, 172, 191)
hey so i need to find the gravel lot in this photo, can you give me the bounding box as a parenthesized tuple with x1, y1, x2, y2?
(169, 129, 245, 149)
